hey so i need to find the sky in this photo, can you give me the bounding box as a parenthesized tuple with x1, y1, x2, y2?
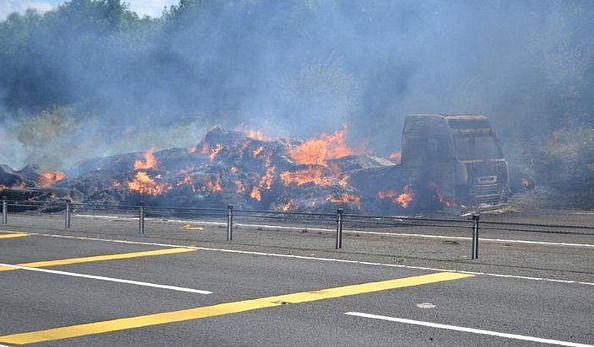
(0, 0, 178, 20)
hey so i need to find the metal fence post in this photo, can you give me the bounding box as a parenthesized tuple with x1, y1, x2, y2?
(336, 209, 344, 249)
(139, 202, 145, 235)
(2, 199, 7, 225)
(471, 214, 480, 259)
(65, 202, 71, 229)
(227, 205, 233, 241)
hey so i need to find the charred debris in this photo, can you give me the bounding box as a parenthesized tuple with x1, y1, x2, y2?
(0, 115, 513, 215)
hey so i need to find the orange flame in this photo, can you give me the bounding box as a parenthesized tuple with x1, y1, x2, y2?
(395, 190, 413, 209)
(201, 175, 223, 193)
(378, 185, 414, 208)
(521, 178, 530, 187)
(388, 151, 402, 164)
(187, 146, 198, 154)
(252, 146, 264, 158)
(287, 125, 361, 166)
(250, 186, 262, 201)
(428, 181, 456, 208)
(326, 193, 361, 208)
(134, 150, 158, 170)
(209, 144, 223, 162)
(38, 171, 66, 188)
(0, 184, 7, 191)
(176, 175, 196, 192)
(128, 172, 171, 196)
(259, 165, 275, 190)
(280, 167, 333, 186)
(235, 180, 246, 194)
(246, 129, 268, 141)
(282, 199, 296, 212)
(199, 141, 210, 154)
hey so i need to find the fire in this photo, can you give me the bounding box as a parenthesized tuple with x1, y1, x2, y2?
(209, 143, 223, 162)
(280, 167, 335, 186)
(259, 164, 275, 189)
(521, 177, 530, 187)
(134, 150, 158, 170)
(128, 172, 171, 196)
(327, 193, 361, 208)
(428, 181, 456, 208)
(176, 175, 196, 192)
(282, 199, 296, 211)
(199, 141, 210, 154)
(248, 148, 277, 200)
(187, 146, 198, 154)
(0, 184, 7, 191)
(201, 175, 223, 193)
(388, 151, 402, 164)
(252, 146, 264, 158)
(394, 187, 413, 209)
(377, 185, 414, 208)
(286, 125, 361, 166)
(38, 171, 66, 188)
(235, 180, 246, 194)
(230, 166, 239, 173)
(246, 129, 267, 141)
(250, 186, 262, 201)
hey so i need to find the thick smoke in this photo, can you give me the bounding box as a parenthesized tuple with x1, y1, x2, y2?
(0, 0, 593, 171)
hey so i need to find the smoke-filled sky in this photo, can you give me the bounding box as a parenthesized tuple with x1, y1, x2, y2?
(0, 0, 177, 19)
(0, 0, 593, 171)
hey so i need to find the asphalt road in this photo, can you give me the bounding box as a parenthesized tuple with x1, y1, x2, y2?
(0, 213, 593, 346)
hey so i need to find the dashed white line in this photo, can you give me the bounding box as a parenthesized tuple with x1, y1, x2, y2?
(345, 312, 594, 347)
(0, 263, 212, 295)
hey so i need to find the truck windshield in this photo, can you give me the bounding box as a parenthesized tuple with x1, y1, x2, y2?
(454, 135, 502, 160)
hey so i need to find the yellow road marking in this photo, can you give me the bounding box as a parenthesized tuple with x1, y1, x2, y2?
(0, 233, 29, 240)
(0, 272, 473, 345)
(0, 248, 195, 272)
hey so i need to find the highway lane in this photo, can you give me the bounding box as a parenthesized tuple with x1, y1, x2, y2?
(0, 231, 593, 346)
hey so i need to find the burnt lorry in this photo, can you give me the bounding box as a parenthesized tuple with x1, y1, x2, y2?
(351, 114, 510, 211)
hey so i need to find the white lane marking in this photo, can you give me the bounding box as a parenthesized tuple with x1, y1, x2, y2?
(6, 231, 594, 287)
(0, 263, 212, 295)
(416, 302, 436, 309)
(70, 214, 594, 248)
(345, 312, 594, 347)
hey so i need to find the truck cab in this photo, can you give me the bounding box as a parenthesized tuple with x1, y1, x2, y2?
(401, 114, 509, 208)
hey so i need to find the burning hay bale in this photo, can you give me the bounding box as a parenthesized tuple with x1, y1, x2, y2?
(3, 118, 507, 214)
(52, 125, 408, 213)
(0, 164, 82, 211)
